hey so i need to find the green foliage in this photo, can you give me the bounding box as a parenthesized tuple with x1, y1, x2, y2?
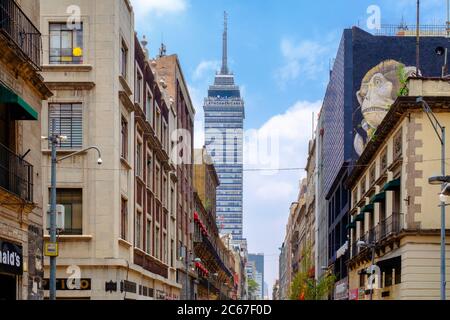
(248, 279, 259, 296)
(397, 65, 409, 97)
(289, 246, 336, 300)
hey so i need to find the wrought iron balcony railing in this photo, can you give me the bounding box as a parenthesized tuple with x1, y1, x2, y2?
(0, 0, 41, 70)
(351, 213, 403, 258)
(0, 142, 33, 202)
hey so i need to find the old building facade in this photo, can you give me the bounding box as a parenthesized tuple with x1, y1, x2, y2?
(347, 78, 450, 300)
(153, 54, 196, 299)
(193, 147, 232, 300)
(0, 0, 52, 300)
(40, 0, 180, 299)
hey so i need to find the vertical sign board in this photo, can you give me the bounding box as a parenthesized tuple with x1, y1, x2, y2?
(0, 240, 23, 275)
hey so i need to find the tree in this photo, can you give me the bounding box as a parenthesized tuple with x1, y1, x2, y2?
(289, 245, 336, 300)
(248, 279, 260, 298)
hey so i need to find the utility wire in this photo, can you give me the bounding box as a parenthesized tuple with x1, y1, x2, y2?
(38, 156, 450, 172)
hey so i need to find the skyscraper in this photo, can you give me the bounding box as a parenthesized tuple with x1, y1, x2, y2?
(204, 12, 245, 241)
(249, 253, 264, 300)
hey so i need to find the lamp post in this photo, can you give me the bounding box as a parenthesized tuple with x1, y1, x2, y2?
(417, 97, 447, 301)
(45, 119, 102, 300)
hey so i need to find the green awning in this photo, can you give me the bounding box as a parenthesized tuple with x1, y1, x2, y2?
(354, 212, 365, 222)
(360, 204, 375, 213)
(0, 84, 38, 120)
(370, 192, 386, 204)
(346, 221, 357, 230)
(382, 178, 401, 192)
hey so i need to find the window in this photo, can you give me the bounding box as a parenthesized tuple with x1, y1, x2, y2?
(121, 197, 128, 240)
(146, 90, 153, 124)
(50, 22, 83, 64)
(49, 103, 82, 149)
(135, 68, 143, 104)
(170, 187, 175, 217)
(121, 40, 128, 78)
(170, 239, 174, 267)
(54, 189, 82, 235)
(136, 211, 142, 249)
(393, 129, 403, 160)
(380, 148, 388, 173)
(162, 121, 168, 151)
(155, 104, 161, 140)
(162, 175, 167, 207)
(146, 152, 153, 187)
(359, 272, 366, 288)
(369, 165, 376, 186)
(121, 117, 128, 159)
(163, 232, 167, 263)
(155, 225, 160, 260)
(360, 177, 366, 197)
(155, 164, 161, 199)
(146, 219, 152, 254)
(136, 141, 142, 177)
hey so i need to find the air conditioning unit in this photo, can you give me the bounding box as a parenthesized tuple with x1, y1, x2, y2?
(46, 205, 65, 231)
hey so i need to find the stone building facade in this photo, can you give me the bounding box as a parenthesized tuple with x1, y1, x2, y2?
(39, 0, 180, 299)
(347, 78, 450, 300)
(0, 0, 52, 300)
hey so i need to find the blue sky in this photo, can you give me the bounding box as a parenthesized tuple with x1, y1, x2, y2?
(131, 0, 447, 296)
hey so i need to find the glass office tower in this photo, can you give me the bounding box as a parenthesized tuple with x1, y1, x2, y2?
(204, 12, 245, 240)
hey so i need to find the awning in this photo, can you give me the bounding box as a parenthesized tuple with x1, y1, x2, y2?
(346, 221, 357, 230)
(0, 84, 38, 120)
(382, 178, 401, 192)
(370, 192, 386, 204)
(360, 204, 374, 213)
(354, 212, 365, 222)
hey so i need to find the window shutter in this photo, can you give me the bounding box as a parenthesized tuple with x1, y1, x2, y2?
(49, 103, 83, 149)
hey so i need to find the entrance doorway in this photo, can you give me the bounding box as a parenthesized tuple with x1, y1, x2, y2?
(0, 273, 17, 300)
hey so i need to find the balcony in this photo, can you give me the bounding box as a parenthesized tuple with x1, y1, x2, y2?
(133, 249, 168, 279)
(0, 0, 41, 70)
(0, 142, 33, 203)
(351, 213, 403, 258)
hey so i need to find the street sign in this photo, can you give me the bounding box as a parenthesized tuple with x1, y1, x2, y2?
(44, 242, 58, 257)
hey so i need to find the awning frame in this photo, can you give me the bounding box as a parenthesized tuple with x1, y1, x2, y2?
(0, 84, 38, 120)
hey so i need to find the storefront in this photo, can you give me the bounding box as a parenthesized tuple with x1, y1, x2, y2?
(0, 239, 23, 300)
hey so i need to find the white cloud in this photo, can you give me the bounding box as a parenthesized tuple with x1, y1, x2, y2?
(193, 60, 220, 81)
(187, 85, 206, 149)
(243, 100, 321, 291)
(131, 0, 187, 16)
(275, 38, 331, 87)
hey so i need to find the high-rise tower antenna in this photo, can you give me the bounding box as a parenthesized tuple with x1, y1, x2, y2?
(221, 11, 229, 75)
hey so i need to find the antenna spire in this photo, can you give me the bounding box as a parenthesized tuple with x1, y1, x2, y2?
(221, 11, 229, 75)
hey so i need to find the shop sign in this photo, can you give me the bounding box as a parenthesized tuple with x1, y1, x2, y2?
(0, 240, 23, 275)
(43, 278, 91, 290)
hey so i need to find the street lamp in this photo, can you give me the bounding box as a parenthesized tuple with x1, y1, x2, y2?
(44, 119, 102, 300)
(439, 183, 450, 203)
(357, 240, 376, 301)
(418, 97, 447, 301)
